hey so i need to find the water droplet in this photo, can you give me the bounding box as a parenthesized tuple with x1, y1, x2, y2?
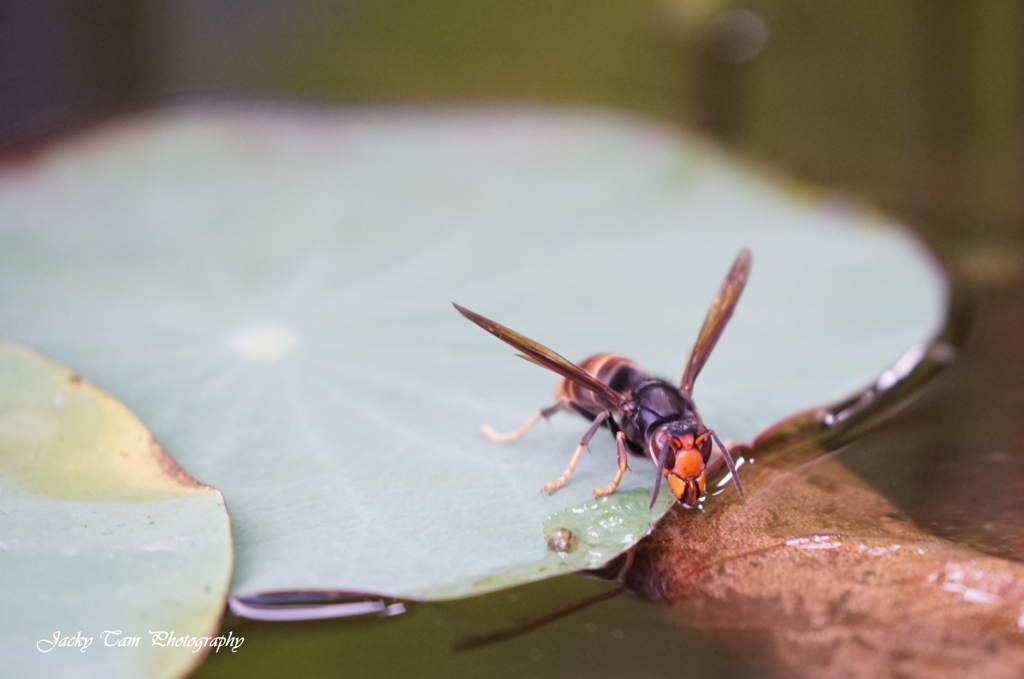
(546, 527, 578, 553)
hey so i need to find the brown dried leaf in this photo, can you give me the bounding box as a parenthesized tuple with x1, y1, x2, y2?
(627, 446, 1024, 679)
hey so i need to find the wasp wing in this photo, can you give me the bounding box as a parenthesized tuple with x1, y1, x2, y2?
(680, 249, 752, 395)
(454, 303, 628, 410)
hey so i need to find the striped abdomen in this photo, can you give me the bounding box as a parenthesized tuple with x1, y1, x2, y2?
(556, 353, 648, 417)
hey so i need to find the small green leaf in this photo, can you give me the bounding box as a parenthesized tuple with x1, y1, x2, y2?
(0, 340, 233, 678)
(0, 107, 945, 601)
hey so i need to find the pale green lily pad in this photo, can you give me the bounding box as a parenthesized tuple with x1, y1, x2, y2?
(0, 340, 233, 678)
(0, 106, 945, 601)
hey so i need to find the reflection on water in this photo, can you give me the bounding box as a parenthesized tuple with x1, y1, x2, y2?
(195, 575, 756, 679)
(842, 256, 1024, 563)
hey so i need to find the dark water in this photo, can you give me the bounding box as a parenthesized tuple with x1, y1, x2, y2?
(195, 574, 760, 679)
(843, 253, 1024, 563)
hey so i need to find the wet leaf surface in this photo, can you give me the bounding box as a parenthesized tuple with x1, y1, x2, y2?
(0, 340, 233, 679)
(626, 443, 1024, 679)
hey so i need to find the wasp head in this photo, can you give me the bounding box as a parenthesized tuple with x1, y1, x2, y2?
(650, 425, 714, 506)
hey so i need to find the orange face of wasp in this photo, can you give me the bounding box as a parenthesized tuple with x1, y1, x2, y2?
(653, 430, 709, 506)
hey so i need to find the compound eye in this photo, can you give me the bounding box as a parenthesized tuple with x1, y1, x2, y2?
(699, 434, 713, 463)
(650, 426, 674, 467)
(664, 449, 676, 470)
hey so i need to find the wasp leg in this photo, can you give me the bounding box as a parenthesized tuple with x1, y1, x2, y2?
(593, 431, 630, 497)
(542, 410, 610, 493)
(481, 399, 568, 443)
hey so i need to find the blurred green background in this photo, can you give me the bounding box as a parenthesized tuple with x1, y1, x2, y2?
(3, 0, 1021, 249)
